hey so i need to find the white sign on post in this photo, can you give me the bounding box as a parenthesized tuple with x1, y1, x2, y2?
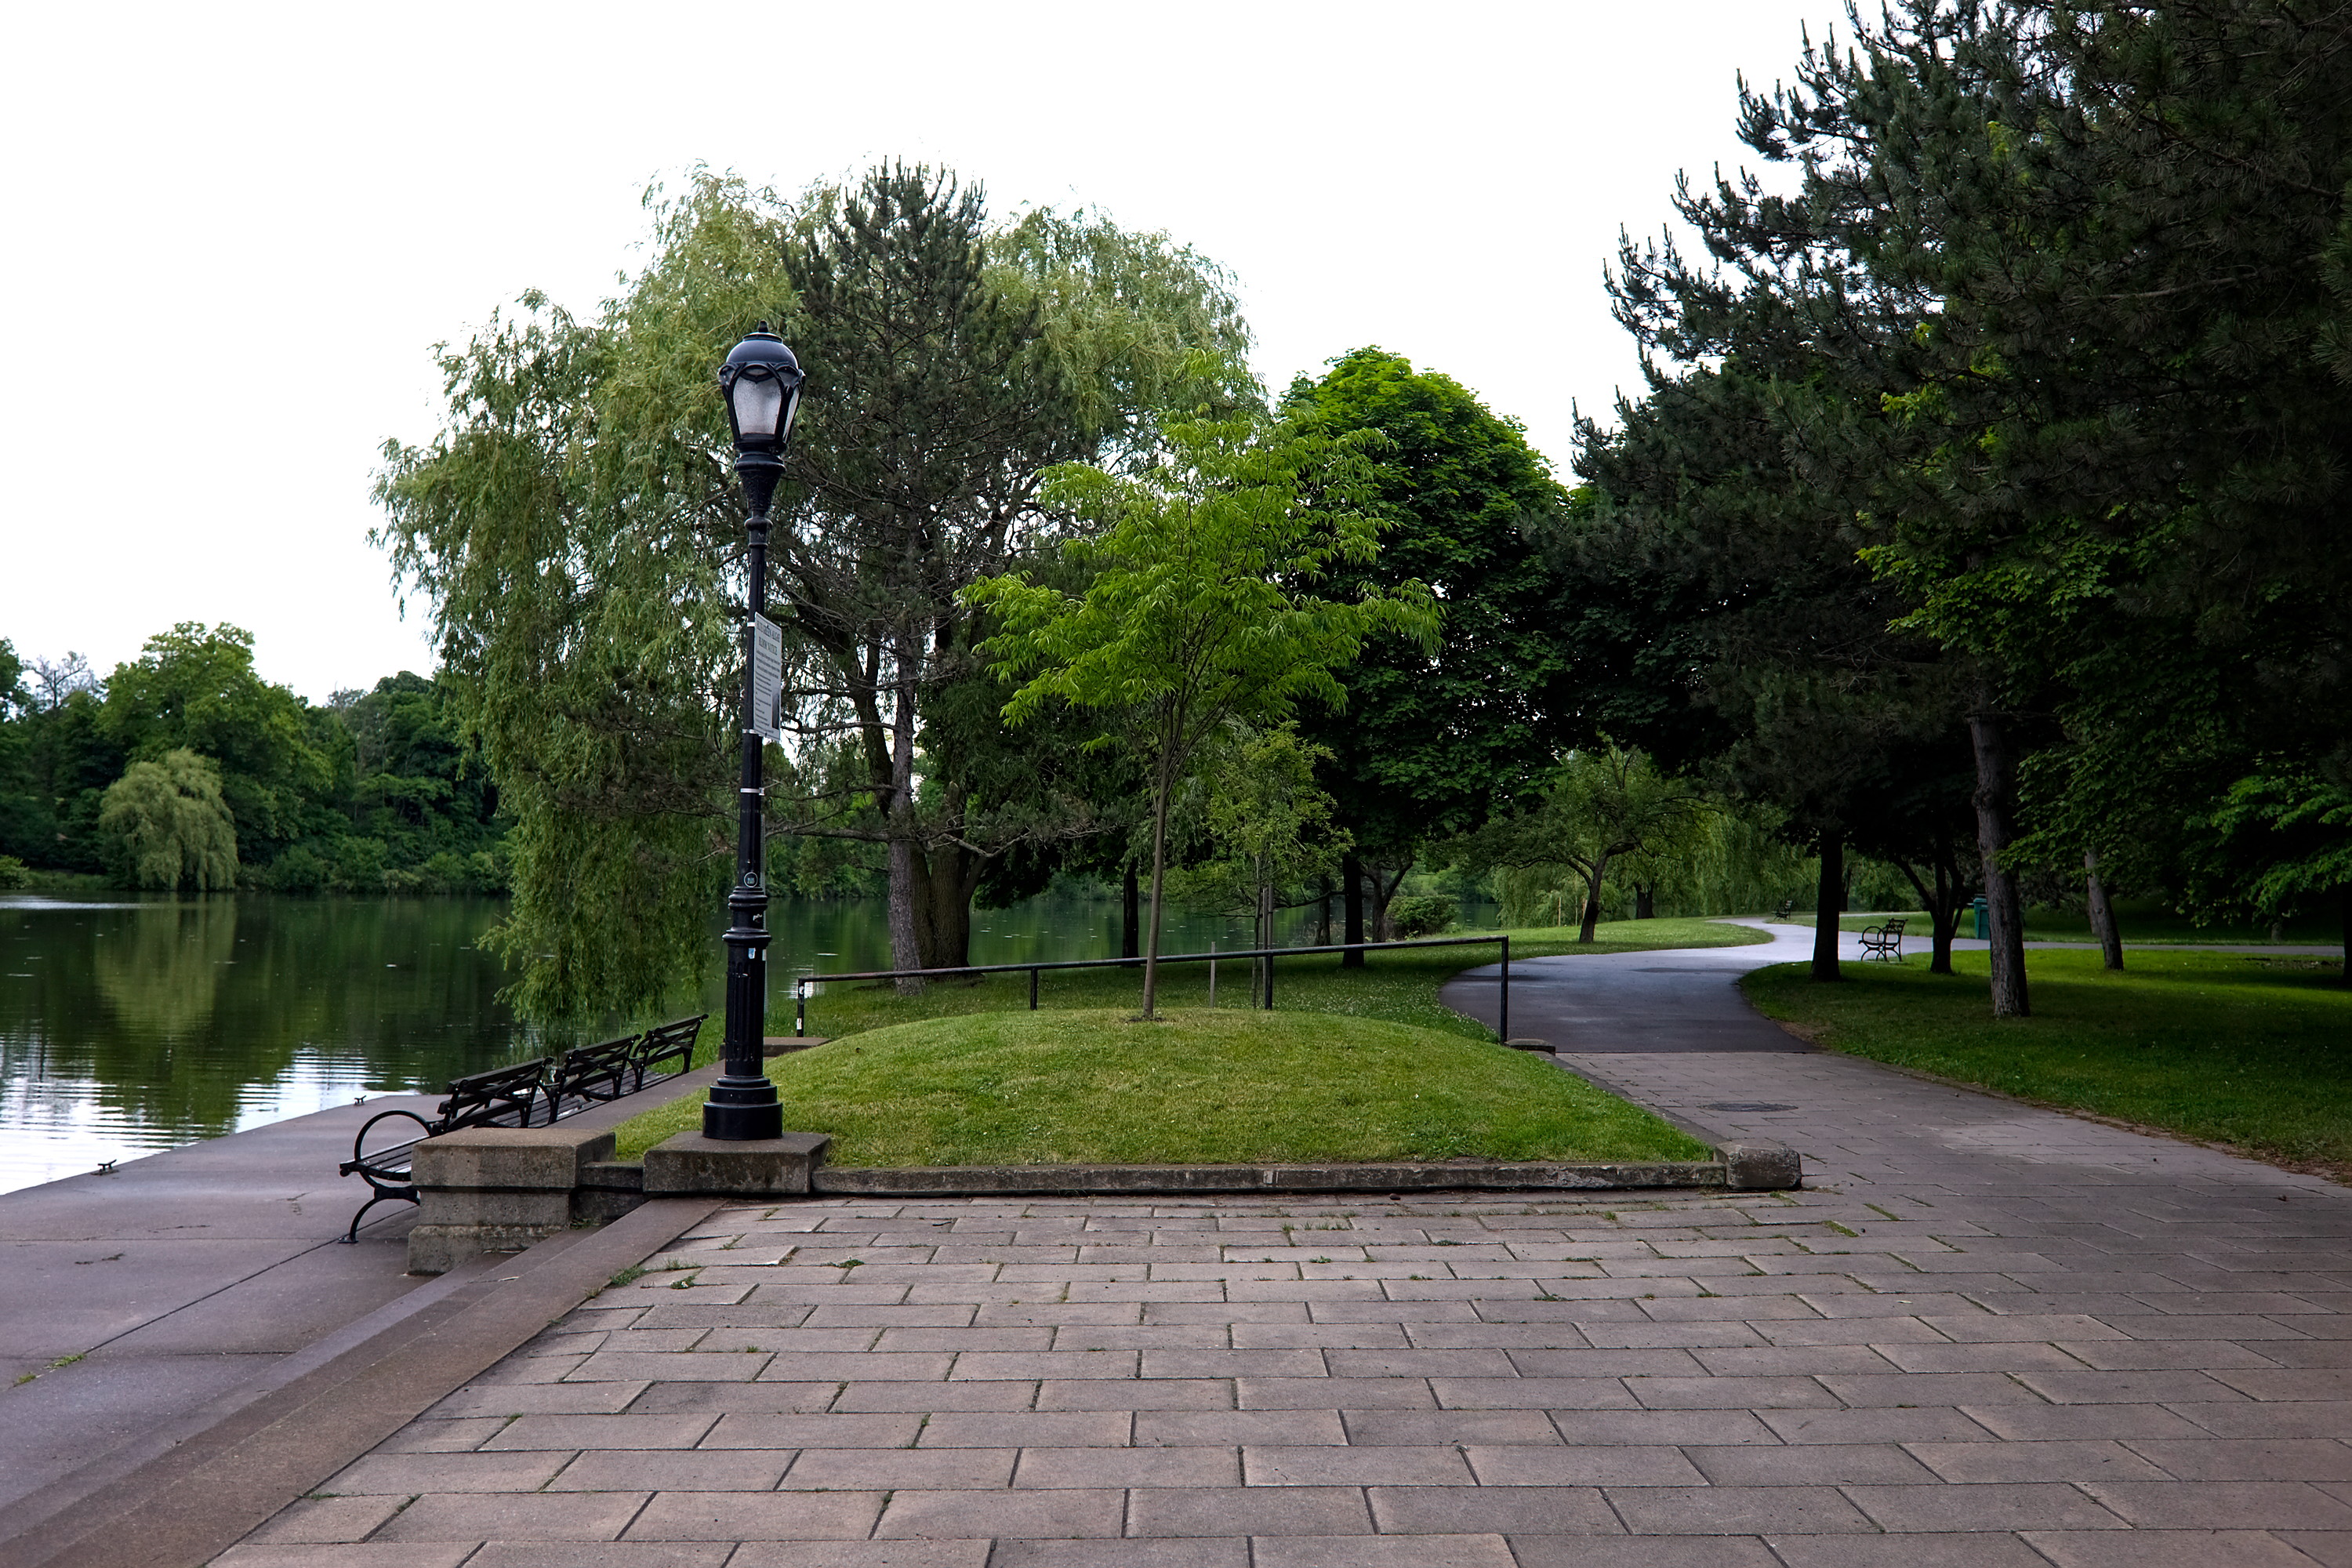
(750, 614, 784, 743)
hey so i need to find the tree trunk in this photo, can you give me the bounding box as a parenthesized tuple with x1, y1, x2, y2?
(1969, 705, 2031, 1018)
(1256, 877, 1273, 1007)
(885, 686, 924, 995)
(1634, 886, 1656, 920)
(1140, 764, 1173, 1020)
(1579, 855, 1610, 943)
(2085, 848, 2122, 971)
(1931, 859, 1956, 975)
(913, 840, 976, 971)
(1813, 831, 1843, 982)
(2340, 884, 2350, 986)
(1315, 874, 1333, 946)
(1341, 852, 1366, 968)
(1121, 862, 1140, 960)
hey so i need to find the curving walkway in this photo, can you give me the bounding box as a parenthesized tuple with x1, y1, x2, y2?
(174, 924, 2352, 1567)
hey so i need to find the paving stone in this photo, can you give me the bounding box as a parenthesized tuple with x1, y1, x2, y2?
(1466, 1443, 1707, 1485)
(1014, 1446, 1240, 1487)
(245, 1495, 408, 1544)
(1687, 1443, 1939, 1485)
(463, 1546, 738, 1568)
(985, 1543, 1247, 1568)
(2018, 1530, 2327, 1567)
(1126, 1486, 1372, 1537)
(2123, 1439, 2352, 1480)
(1766, 1539, 2055, 1566)
(622, 1490, 887, 1540)
(214, 1549, 475, 1567)
(323, 1450, 574, 1495)
(873, 1489, 1125, 1540)
(920, 1412, 1134, 1447)
(1904, 1439, 2172, 1482)
(2080, 1479, 2352, 1529)
(702, 1412, 924, 1447)
(550, 1449, 793, 1490)
(1842, 1481, 2128, 1530)
(1604, 1483, 1878, 1534)
(483, 1413, 719, 1450)
(1040, 1378, 1233, 1410)
(1137, 1410, 1345, 1446)
(376, 1492, 652, 1541)
(785, 1446, 1018, 1489)
(1506, 1539, 1783, 1568)
(1249, 1536, 1515, 1568)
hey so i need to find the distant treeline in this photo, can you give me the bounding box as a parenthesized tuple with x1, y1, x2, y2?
(0, 625, 507, 895)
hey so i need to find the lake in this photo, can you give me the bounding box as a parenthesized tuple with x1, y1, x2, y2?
(0, 889, 1319, 1194)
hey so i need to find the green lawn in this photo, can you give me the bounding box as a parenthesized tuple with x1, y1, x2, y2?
(615, 1007, 1714, 1167)
(1780, 903, 2343, 946)
(1744, 949, 2352, 1173)
(782, 917, 1767, 1044)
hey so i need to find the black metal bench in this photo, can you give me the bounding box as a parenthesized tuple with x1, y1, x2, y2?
(338, 1014, 710, 1242)
(1860, 916, 1907, 961)
(1774, 898, 1795, 920)
(338, 1058, 547, 1242)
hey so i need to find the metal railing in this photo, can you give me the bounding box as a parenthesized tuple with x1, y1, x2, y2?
(790, 934, 1512, 1042)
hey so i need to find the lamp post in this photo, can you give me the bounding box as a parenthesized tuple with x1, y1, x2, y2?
(704, 323, 804, 1141)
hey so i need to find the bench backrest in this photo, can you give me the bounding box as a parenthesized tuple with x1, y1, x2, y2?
(546, 1034, 643, 1116)
(633, 1014, 708, 1080)
(437, 1058, 546, 1132)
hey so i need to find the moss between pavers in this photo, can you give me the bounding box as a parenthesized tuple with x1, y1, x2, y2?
(613, 1008, 1712, 1168)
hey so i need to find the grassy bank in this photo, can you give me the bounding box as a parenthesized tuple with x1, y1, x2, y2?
(782, 916, 1766, 1044)
(1781, 906, 2343, 946)
(1744, 949, 2352, 1174)
(617, 1007, 1714, 1167)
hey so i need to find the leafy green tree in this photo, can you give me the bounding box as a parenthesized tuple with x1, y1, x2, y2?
(377, 167, 1250, 1021)
(1458, 744, 1711, 943)
(100, 623, 336, 867)
(1282, 349, 1570, 962)
(98, 748, 239, 891)
(969, 414, 1436, 1018)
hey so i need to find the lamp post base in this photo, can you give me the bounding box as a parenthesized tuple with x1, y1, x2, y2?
(703, 1076, 785, 1142)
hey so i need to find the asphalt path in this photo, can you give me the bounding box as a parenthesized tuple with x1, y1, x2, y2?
(1439, 920, 1843, 1054)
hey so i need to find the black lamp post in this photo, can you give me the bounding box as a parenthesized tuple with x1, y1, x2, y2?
(704, 323, 805, 1142)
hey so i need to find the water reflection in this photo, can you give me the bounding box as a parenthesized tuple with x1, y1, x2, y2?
(0, 890, 1326, 1194)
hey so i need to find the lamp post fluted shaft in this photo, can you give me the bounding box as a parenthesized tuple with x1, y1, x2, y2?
(704, 324, 800, 1142)
(704, 496, 786, 1140)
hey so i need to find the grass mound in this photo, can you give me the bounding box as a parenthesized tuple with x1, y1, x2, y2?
(616, 1007, 1712, 1168)
(1744, 949, 2352, 1172)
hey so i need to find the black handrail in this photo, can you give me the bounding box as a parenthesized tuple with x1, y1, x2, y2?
(790, 934, 1511, 1043)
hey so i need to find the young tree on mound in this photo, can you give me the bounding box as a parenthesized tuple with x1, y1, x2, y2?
(967, 415, 1435, 1020)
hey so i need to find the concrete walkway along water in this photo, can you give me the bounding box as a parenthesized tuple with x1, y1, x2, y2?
(187, 921, 2352, 1566)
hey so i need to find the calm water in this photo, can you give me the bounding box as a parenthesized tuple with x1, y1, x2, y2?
(0, 890, 1311, 1194)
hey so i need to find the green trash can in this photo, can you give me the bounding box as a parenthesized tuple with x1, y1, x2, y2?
(1971, 895, 1990, 939)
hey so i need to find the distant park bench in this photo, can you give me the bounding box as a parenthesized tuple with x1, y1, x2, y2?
(1773, 899, 1795, 921)
(337, 1014, 707, 1242)
(1859, 916, 1907, 962)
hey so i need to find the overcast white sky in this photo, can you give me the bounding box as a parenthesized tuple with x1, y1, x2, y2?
(1, 1, 1843, 702)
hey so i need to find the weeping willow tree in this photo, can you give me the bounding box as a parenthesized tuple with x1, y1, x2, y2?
(375, 165, 1254, 1022)
(98, 748, 239, 891)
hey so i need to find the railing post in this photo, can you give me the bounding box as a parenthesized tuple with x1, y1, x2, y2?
(1208, 942, 1217, 1007)
(1500, 935, 1510, 1044)
(1265, 948, 1275, 1011)
(795, 978, 806, 1039)
(1029, 967, 1040, 1010)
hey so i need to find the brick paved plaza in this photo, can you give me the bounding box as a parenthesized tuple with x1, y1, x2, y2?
(212, 1042, 2352, 1567)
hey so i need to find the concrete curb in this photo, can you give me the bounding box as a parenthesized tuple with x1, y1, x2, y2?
(1, 1196, 724, 1568)
(810, 1160, 1733, 1196)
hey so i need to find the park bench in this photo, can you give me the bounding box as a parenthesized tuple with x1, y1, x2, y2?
(1773, 899, 1795, 920)
(1860, 916, 1907, 962)
(337, 1014, 708, 1242)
